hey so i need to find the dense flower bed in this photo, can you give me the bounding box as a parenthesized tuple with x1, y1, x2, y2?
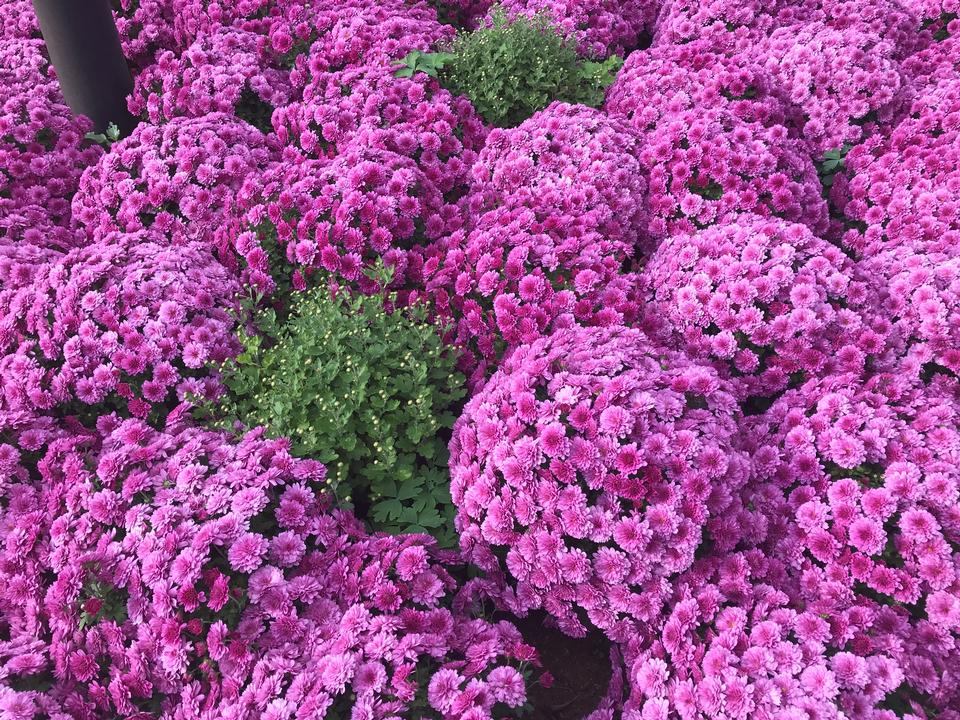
(0, 39, 103, 246)
(4, 0, 960, 717)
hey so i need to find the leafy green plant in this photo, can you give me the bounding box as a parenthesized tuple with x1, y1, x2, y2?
(394, 50, 455, 78)
(817, 144, 853, 191)
(205, 268, 466, 545)
(400, 8, 622, 127)
(84, 122, 120, 147)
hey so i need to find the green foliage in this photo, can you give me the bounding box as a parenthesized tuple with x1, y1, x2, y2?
(689, 176, 724, 201)
(394, 50, 455, 78)
(408, 8, 622, 127)
(817, 144, 853, 191)
(207, 267, 466, 545)
(84, 122, 120, 148)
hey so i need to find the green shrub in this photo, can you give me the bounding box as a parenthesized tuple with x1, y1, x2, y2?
(405, 7, 621, 127)
(205, 278, 466, 544)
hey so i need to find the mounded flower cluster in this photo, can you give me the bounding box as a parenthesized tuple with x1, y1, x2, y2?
(604, 41, 795, 133)
(494, 0, 656, 58)
(229, 144, 459, 297)
(465, 103, 647, 244)
(274, 64, 486, 189)
(652, 0, 811, 53)
(72, 113, 276, 243)
(299, 0, 453, 76)
(234, 65, 485, 295)
(638, 215, 876, 401)
(746, 371, 960, 709)
(832, 76, 960, 257)
(450, 324, 750, 642)
(426, 102, 647, 386)
(113, 0, 179, 69)
(605, 104, 828, 240)
(0, 230, 241, 419)
(622, 551, 907, 720)
(129, 27, 295, 126)
(860, 245, 960, 377)
(1, 39, 103, 246)
(759, 21, 906, 158)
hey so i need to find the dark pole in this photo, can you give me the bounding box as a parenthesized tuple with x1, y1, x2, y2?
(31, 0, 136, 136)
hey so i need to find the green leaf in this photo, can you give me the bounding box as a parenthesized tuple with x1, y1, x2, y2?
(396, 476, 425, 501)
(376, 498, 404, 521)
(417, 508, 442, 527)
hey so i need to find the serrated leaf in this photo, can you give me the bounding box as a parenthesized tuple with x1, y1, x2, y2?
(397, 476, 425, 501)
(376, 498, 404, 520)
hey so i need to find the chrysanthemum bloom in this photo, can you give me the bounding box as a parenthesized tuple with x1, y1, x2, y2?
(426, 206, 643, 389)
(0, 229, 241, 419)
(274, 63, 485, 201)
(759, 20, 906, 158)
(859, 244, 960, 377)
(605, 102, 827, 240)
(112, 0, 178, 69)
(71, 113, 276, 243)
(467, 102, 648, 249)
(639, 215, 877, 401)
(450, 324, 749, 641)
(129, 27, 294, 126)
(745, 371, 960, 710)
(604, 40, 796, 133)
(0, 39, 102, 245)
(227, 140, 457, 296)
(622, 551, 907, 719)
(654, 0, 921, 56)
(493, 0, 657, 58)
(832, 77, 960, 257)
